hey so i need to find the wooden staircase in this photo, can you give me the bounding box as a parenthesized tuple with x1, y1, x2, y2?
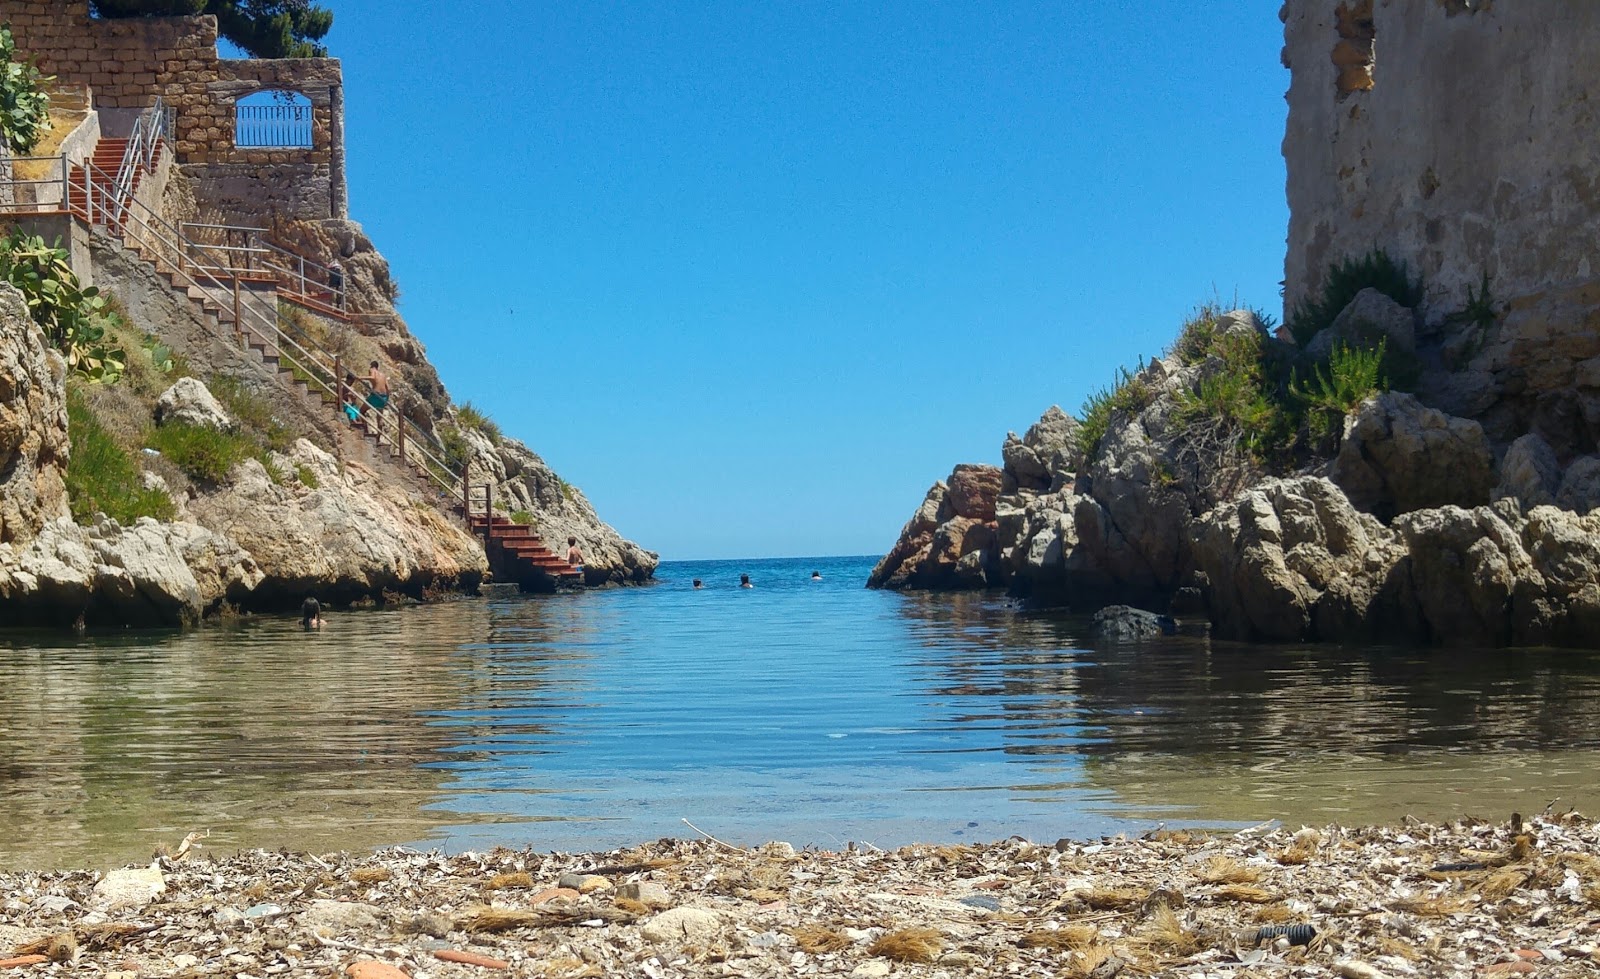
(467, 514, 584, 584)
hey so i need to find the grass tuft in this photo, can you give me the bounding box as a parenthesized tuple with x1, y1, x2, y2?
(867, 927, 943, 963)
(1288, 249, 1422, 347)
(1020, 924, 1098, 951)
(1197, 856, 1263, 885)
(790, 925, 851, 953)
(145, 421, 257, 484)
(65, 389, 175, 524)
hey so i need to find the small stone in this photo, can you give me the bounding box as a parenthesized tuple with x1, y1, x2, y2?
(939, 951, 980, 968)
(404, 913, 453, 937)
(301, 899, 384, 935)
(170, 953, 200, 968)
(558, 873, 610, 894)
(851, 962, 892, 979)
(1482, 964, 1537, 976)
(616, 882, 672, 909)
(243, 902, 283, 919)
(529, 887, 580, 905)
(346, 962, 410, 979)
(957, 895, 1001, 912)
(90, 867, 166, 911)
(1513, 950, 1544, 962)
(640, 907, 722, 944)
(762, 842, 796, 859)
(434, 949, 511, 969)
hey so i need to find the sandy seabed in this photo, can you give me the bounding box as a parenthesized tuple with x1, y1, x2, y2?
(2, 814, 1598, 977)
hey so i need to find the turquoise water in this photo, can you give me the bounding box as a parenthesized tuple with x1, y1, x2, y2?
(4, 553, 1600, 869)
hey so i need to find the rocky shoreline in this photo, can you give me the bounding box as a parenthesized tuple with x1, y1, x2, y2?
(2, 815, 1596, 977)
(869, 292, 1600, 649)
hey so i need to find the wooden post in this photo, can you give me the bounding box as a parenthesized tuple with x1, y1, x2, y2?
(461, 461, 470, 525)
(396, 408, 406, 463)
(232, 277, 243, 344)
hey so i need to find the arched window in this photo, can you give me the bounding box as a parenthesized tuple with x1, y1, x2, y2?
(234, 89, 314, 148)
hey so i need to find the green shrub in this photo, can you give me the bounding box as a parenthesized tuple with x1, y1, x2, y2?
(0, 25, 50, 154)
(207, 374, 292, 452)
(146, 421, 256, 484)
(1078, 364, 1153, 464)
(0, 229, 126, 381)
(1293, 339, 1389, 441)
(457, 400, 502, 444)
(508, 509, 533, 526)
(295, 463, 318, 489)
(1288, 250, 1421, 347)
(1167, 301, 1227, 367)
(65, 389, 174, 524)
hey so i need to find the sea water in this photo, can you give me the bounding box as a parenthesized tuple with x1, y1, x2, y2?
(3, 554, 1600, 869)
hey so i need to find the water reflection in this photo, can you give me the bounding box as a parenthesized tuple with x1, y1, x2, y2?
(5, 557, 1600, 871)
(0, 603, 493, 869)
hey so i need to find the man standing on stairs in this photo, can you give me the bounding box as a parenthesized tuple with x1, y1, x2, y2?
(365, 360, 391, 440)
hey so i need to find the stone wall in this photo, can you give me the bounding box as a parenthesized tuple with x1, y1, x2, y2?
(1283, 1, 1600, 314)
(4, 0, 345, 221)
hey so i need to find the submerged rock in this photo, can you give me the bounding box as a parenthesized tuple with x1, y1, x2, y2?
(1090, 605, 1176, 641)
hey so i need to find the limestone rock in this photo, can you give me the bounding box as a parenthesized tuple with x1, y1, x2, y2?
(183, 439, 486, 603)
(1556, 457, 1600, 514)
(1190, 477, 1411, 643)
(1329, 392, 1494, 519)
(616, 881, 671, 909)
(867, 482, 945, 590)
(154, 377, 234, 431)
(640, 907, 722, 945)
(0, 516, 258, 627)
(948, 464, 1003, 521)
(0, 283, 70, 545)
(1090, 605, 1175, 641)
(1002, 406, 1079, 492)
(89, 867, 165, 912)
(301, 899, 385, 937)
(1305, 289, 1416, 362)
(1493, 433, 1561, 509)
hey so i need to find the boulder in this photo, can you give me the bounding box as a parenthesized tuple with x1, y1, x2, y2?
(1090, 605, 1175, 641)
(1329, 392, 1494, 519)
(1190, 477, 1412, 643)
(640, 907, 722, 945)
(1002, 406, 1079, 492)
(1493, 432, 1561, 509)
(1304, 288, 1416, 361)
(0, 516, 258, 627)
(1556, 457, 1600, 514)
(947, 464, 1003, 521)
(0, 283, 70, 545)
(867, 482, 946, 589)
(153, 377, 234, 431)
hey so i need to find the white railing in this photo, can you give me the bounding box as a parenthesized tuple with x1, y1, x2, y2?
(113, 97, 171, 223)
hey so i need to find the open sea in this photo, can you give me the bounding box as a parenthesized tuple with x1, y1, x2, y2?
(4, 554, 1600, 870)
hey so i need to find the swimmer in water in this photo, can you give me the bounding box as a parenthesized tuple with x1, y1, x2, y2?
(811, 571, 822, 581)
(300, 596, 323, 631)
(740, 574, 753, 588)
(692, 579, 704, 589)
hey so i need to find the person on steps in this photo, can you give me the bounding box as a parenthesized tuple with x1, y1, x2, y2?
(365, 360, 391, 440)
(340, 371, 362, 424)
(567, 536, 584, 568)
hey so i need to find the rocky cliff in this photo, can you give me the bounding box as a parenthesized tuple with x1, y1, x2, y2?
(869, 295, 1600, 650)
(0, 207, 654, 626)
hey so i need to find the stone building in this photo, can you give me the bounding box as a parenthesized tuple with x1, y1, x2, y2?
(3, 0, 348, 223)
(1282, 0, 1600, 314)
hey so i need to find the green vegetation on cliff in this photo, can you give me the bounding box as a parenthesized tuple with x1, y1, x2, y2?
(65, 387, 176, 524)
(1287, 250, 1421, 348)
(0, 230, 127, 382)
(0, 25, 50, 154)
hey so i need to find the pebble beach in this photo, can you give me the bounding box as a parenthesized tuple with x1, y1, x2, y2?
(3, 814, 1599, 978)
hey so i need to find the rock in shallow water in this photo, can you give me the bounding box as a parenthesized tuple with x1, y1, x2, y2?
(1090, 605, 1176, 641)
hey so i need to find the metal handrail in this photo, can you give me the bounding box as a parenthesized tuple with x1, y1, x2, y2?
(72, 160, 465, 502)
(113, 97, 169, 223)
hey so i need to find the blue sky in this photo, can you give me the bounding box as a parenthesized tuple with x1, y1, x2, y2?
(326, 1, 1289, 561)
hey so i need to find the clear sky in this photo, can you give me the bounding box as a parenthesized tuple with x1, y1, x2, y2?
(324, 1, 1289, 562)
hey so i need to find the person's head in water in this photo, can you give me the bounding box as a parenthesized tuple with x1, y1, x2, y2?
(300, 596, 322, 631)
(811, 571, 822, 580)
(692, 579, 703, 589)
(740, 574, 752, 588)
